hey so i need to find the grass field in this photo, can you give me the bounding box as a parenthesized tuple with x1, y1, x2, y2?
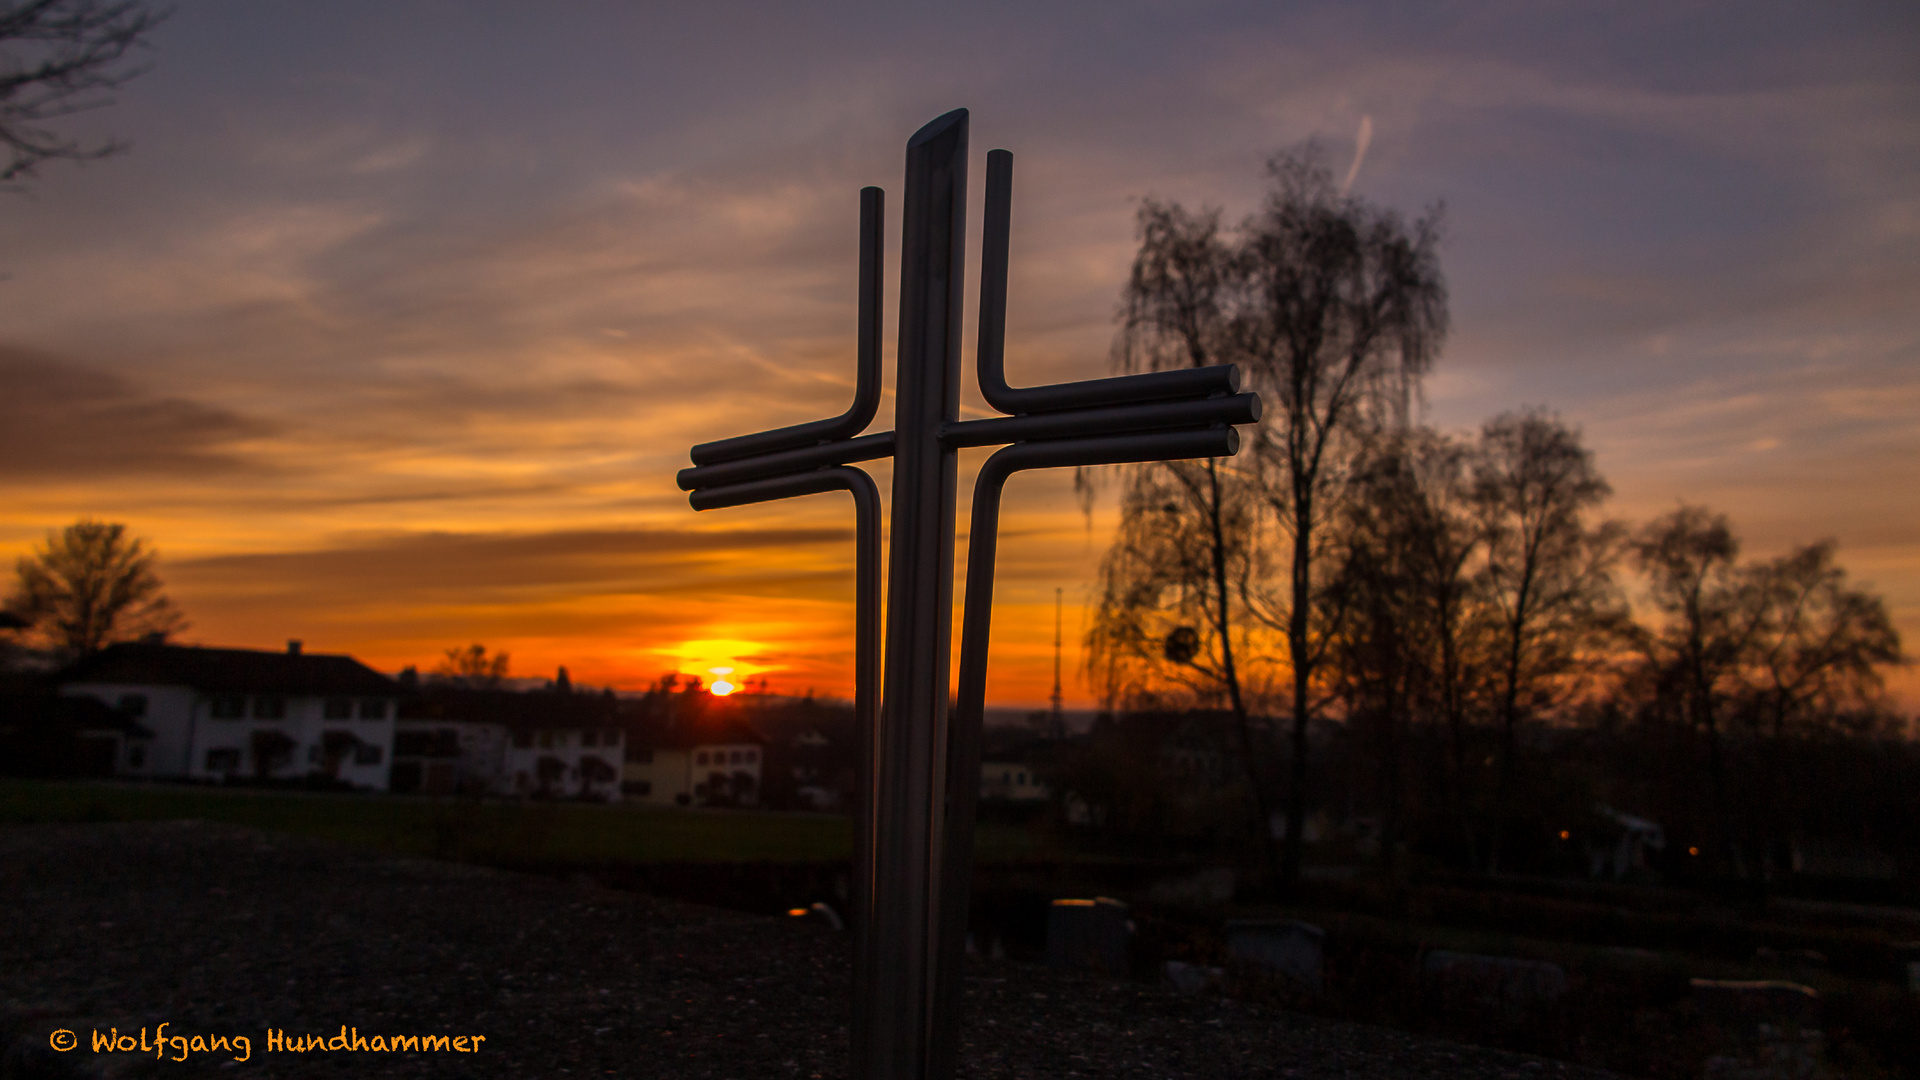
(0, 779, 1046, 865)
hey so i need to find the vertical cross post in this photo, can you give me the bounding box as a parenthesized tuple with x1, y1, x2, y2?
(677, 108, 1259, 1080)
(866, 108, 967, 1079)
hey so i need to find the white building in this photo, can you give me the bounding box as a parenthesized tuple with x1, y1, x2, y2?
(395, 686, 624, 801)
(58, 640, 398, 790)
(980, 760, 1049, 802)
(622, 716, 765, 808)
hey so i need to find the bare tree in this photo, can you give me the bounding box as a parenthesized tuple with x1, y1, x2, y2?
(6, 517, 185, 658)
(1627, 504, 1762, 874)
(1089, 149, 1447, 889)
(1473, 410, 1623, 872)
(1334, 427, 1485, 866)
(1747, 539, 1902, 739)
(1236, 151, 1447, 888)
(2, 0, 167, 184)
(435, 643, 510, 688)
(1635, 526, 1906, 876)
(1092, 199, 1279, 867)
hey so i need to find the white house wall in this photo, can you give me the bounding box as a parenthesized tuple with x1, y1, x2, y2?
(64, 683, 394, 791)
(504, 729, 623, 801)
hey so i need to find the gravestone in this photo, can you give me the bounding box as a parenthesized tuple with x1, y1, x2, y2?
(1046, 897, 1131, 974)
(1225, 919, 1325, 994)
(1422, 950, 1568, 1019)
(1692, 979, 1824, 1080)
(1163, 960, 1224, 994)
(1146, 865, 1236, 905)
(1690, 978, 1820, 1036)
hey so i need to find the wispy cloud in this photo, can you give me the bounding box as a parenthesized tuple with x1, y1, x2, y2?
(0, 351, 277, 480)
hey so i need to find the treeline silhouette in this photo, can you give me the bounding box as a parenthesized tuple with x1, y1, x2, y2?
(1077, 414, 1911, 894)
(1077, 146, 1909, 895)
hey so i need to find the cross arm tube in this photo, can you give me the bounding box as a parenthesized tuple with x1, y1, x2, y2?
(678, 430, 896, 492)
(690, 186, 887, 465)
(975, 147, 1240, 415)
(685, 466, 884, 1073)
(940, 391, 1258, 449)
(926, 423, 1240, 1080)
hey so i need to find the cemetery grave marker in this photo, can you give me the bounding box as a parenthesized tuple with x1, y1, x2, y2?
(678, 108, 1260, 1080)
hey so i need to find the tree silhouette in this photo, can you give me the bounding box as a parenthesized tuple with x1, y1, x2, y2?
(1473, 410, 1623, 872)
(1631, 509, 1904, 877)
(1089, 147, 1447, 888)
(1, 0, 167, 184)
(434, 643, 510, 688)
(1330, 427, 1484, 867)
(1628, 504, 1759, 873)
(1238, 150, 1448, 888)
(1746, 539, 1902, 740)
(6, 517, 185, 659)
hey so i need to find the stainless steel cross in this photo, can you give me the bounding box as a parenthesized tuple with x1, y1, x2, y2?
(676, 108, 1261, 1080)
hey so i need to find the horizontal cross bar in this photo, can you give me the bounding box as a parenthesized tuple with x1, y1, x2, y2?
(976, 147, 1241, 415)
(689, 187, 887, 466)
(979, 363, 1241, 416)
(677, 393, 1258, 493)
(677, 430, 895, 492)
(939, 391, 1259, 448)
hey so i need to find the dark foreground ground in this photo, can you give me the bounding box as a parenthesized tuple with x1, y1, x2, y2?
(0, 821, 1616, 1079)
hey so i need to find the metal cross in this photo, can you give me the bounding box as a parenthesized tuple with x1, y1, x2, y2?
(677, 108, 1261, 1080)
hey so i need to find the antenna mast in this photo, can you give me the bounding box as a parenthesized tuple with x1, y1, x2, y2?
(1049, 586, 1064, 733)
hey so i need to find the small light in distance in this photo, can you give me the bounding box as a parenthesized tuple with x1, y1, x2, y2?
(1689, 846, 1700, 856)
(1559, 830, 1570, 840)
(787, 907, 808, 917)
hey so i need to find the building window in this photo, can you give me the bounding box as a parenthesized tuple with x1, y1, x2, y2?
(206, 748, 240, 772)
(252, 696, 287, 720)
(127, 743, 146, 768)
(621, 780, 652, 796)
(695, 751, 709, 766)
(358, 699, 387, 720)
(604, 731, 620, 745)
(355, 744, 383, 765)
(210, 695, 246, 719)
(512, 731, 532, 749)
(324, 698, 352, 719)
(744, 748, 757, 764)
(117, 694, 148, 717)
(631, 749, 653, 765)
(581, 731, 597, 748)
(538, 731, 554, 750)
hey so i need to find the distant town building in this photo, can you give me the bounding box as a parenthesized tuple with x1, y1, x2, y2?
(980, 760, 1048, 802)
(58, 640, 397, 790)
(396, 685, 623, 800)
(622, 715, 766, 808)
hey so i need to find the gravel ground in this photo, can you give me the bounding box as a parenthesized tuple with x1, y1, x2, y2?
(0, 821, 1619, 1079)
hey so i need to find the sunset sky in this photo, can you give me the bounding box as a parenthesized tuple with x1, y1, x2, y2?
(2, 1, 1915, 709)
